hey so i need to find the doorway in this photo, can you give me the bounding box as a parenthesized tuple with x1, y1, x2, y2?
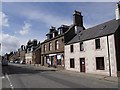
(42, 57, 44, 66)
(51, 56, 54, 66)
(80, 58, 85, 72)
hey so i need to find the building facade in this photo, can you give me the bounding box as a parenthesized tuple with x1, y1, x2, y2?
(41, 26, 68, 68)
(25, 39, 38, 64)
(41, 10, 85, 69)
(65, 3, 120, 77)
(19, 45, 26, 62)
(65, 35, 118, 76)
(34, 42, 41, 65)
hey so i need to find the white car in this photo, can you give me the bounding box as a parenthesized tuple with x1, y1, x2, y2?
(20, 60, 26, 64)
(2, 60, 8, 66)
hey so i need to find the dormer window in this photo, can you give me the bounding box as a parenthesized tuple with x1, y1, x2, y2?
(61, 29, 63, 34)
(47, 34, 50, 39)
(53, 33, 55, 38)
(58, 29, 61, 35)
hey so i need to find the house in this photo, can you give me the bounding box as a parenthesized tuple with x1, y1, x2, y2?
(33, 41, 41, 65)
(25, 39, 38, 64)
(8, 51, 20, 62)
(65, 3, 120, 77)
(8, 46, 26, 63)
(41, 26, 69, 68)
(41, 10, 85, 69)
(19, 45, 26, 62)
(9, 53, 15, 61)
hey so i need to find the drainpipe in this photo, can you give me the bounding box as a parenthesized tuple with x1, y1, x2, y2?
(107, 35, 111, 76)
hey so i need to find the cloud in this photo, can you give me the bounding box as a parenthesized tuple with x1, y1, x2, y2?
(0, 33, 20, 55)
(0, 12, 9, 27)
(20, 9, 72, 27)
(19, 22, 31, 35)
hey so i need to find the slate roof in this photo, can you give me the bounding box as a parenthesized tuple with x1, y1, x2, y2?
(66, 19, 120, 45)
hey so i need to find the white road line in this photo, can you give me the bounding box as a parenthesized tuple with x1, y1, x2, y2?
(5, 74, 14, 90)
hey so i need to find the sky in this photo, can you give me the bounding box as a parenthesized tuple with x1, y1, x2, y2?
(1, 2, 117, 55)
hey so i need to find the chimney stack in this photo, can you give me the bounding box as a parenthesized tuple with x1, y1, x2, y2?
(116, 3, 120, 20)
(73, 10, 83, 27)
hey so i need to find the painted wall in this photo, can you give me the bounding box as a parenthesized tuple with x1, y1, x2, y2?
(25, 52, 32, 64)
(65, 35, 117, 77)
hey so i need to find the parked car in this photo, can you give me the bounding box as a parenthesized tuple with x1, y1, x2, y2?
(15, 60, 20, 64)
(9, 60, 14, 63)
(13, 59, 20, 64)
(2, 60, 8, 66)
(20, 60, 26, 64)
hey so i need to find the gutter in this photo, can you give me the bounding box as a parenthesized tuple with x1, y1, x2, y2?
(107, 35, 111, 76)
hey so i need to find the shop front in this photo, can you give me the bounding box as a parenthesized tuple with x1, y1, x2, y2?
(46, 53, 64, 68)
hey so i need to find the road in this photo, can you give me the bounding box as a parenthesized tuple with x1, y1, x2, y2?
(1, 63, 119, 89)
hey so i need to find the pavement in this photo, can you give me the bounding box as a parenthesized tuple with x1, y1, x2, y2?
(29, 64, 119, 83)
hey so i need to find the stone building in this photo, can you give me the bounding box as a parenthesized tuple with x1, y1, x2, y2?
(33, 42, 41, 65)
(25, 39, 37, 64)
(64, 3, 120, 77)
(41, 10, 85, 69)
(19, 45, 26, 62)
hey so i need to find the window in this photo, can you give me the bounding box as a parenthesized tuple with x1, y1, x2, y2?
(80, 42, 84, 51)
(70, 58, 75, 68)
(47, 35, 50, 39)
(49, 43, 52, 51)
(53, 33, 55, 38)
(55, 40, 59, 50)
(58, 29, 61, 35)
(95, 39, 100, 49)
(62, 38, 64, 42)
(44, 45, 46, 53)
(96, 57, 104, 70)
(70, 45, 74, 53)
(57, 59, 61, 65)
(57, 55, 62, 65)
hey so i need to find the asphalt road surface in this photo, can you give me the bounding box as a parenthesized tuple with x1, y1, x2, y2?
(1, 63, 119, 89)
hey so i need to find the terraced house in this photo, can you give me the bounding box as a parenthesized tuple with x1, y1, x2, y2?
(41, 10, 85, 69)
(65, 3, 120, 77)
(25, 39, 38, 64)
(41, 25, 69, 69)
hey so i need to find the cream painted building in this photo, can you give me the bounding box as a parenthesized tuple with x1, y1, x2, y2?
(65, 3, 120, 77)
(25, 52, 32, 64)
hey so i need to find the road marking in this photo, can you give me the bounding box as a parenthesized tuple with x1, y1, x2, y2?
(5, 74, 14, 90)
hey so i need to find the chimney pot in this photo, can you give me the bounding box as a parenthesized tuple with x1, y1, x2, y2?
(116, 3, 120, 20)
(73, 10, 83, 27)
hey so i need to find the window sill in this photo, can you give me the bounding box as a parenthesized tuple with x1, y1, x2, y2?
(80, 50, 85, 52)
(70, 67, 75, 68)
(96, 69, 105, 71)
(95, 48, 102, 51)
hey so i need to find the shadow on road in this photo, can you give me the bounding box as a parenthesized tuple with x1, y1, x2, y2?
(2, 64, 56, 75)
